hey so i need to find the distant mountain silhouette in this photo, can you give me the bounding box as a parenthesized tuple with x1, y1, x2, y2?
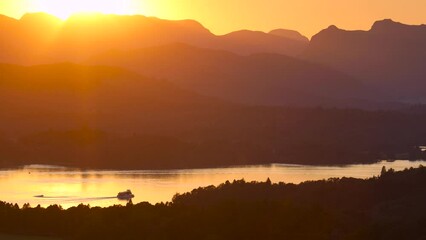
(269, 29, 309, 42)
(304, 19, 426, 103)
(217, 30, 308, 55)
(87, 43, 384, 108)
(1, 14, 425, 107)
(0, 13, 308, 65)
(0, 13, 63, 64)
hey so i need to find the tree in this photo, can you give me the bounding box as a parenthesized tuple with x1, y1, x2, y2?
(381, 166, 387, 176)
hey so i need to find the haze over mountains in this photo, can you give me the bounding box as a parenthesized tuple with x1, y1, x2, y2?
(1, 63, 426, 169)
(2, 13, 426, 168)
(0, 12, 308, 64)
(88, 43, 372, 108)
(2, 13, 425, 108)
(0, 63, 227, 137)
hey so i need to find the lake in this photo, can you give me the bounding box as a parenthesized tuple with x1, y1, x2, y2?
(0, 160, 424, 208)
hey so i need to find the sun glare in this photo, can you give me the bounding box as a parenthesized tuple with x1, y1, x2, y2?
(31, 0, 137, 19)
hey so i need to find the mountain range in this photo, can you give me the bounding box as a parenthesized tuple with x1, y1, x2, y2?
(0, 13, 308, 64)
(1, 13, 425, 108)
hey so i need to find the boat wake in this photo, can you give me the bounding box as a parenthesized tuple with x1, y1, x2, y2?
(34, 195, 117, 202)
(34, 195, 75, 199)
(33, 190, 134, 203)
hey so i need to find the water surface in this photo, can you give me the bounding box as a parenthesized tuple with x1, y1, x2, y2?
(0, 160, 424, 208)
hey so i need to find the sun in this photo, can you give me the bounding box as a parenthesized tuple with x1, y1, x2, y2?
(31, 0, 137, 19)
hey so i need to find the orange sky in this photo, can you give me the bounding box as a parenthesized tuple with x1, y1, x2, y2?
(1, 0, 426, 37)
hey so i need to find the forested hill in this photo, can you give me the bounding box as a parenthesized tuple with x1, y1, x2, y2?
(0, 166, 425, 239)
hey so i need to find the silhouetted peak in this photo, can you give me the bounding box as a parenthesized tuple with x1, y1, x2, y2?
(0, 14, 16, 22)
(223, 29, 300, 41)
(371, 19, 405, 31)
(174, 19, 211, 33)
(372, 19, 397, 27)
(225, 29, 266, 36)
(370, 19, 426, 33)
(0, 14, 18, 26)
(327, 25, 339, 31)
(64, 13, 211, 34)
(269, 29, 309, 42)
(309, 25, 343, 42)
(20, 12, 62, 24)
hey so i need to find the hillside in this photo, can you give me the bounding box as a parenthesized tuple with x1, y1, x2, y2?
(2, 63, 426, 168)
(0, 63, 230, 137)
(0, 166, 425, 239)
(88, 43, 383, 109)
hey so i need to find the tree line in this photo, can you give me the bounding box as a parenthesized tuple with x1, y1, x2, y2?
(0, 166, 425, 239)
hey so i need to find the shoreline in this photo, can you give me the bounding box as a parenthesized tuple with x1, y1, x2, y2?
(2, 158, 424, 172)
(0, 166, 424, 239)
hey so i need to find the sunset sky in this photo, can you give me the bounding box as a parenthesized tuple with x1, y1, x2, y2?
(1, 0, 425, 37)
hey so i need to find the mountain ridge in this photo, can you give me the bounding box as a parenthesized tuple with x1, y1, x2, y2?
(304, 18, 426, 103)
(0, 12, 309, 64)
(1, 14, 426, 107)
(87, 42, 387, 109)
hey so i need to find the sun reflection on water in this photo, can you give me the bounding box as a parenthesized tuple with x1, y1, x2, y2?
(0, 160, 424, 208)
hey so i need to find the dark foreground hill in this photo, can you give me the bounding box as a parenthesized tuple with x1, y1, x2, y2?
(0, 166, 425, 240)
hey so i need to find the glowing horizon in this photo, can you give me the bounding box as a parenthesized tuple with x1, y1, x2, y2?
(1, 0, 426, 37)
(25, 0, 138, 20)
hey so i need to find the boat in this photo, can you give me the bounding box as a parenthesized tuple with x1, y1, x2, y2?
(117, 190, 135, 200)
